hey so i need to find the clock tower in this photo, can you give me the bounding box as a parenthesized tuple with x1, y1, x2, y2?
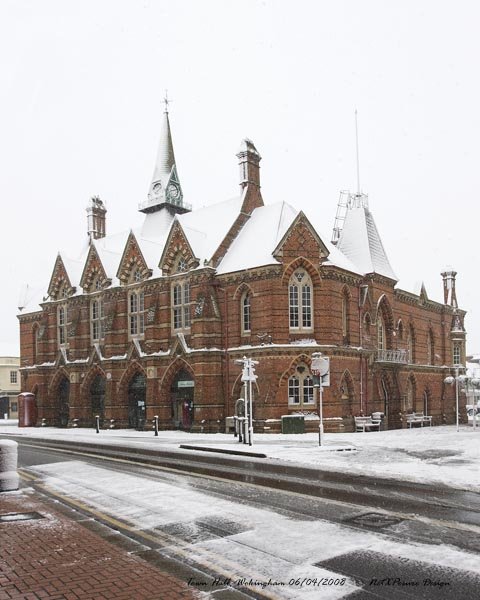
(139, 98, 189, 215)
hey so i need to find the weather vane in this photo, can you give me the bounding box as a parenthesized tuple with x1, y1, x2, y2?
(163, 89, 172, 113)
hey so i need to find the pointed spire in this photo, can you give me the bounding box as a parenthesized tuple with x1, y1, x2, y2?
(139, 95, 189, 215)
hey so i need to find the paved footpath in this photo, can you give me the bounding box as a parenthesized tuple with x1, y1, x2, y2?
(0, 489, 205, 600)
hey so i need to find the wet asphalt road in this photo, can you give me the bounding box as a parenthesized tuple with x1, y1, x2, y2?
(14, 441, 480, 599)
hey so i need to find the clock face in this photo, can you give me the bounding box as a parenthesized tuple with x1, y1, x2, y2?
(152, 182, 162, 195)
(167, 183, 180, 199)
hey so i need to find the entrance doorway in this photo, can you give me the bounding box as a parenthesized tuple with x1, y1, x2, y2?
(90, 375, 106, 427)
(128, 373, 146, 430)
(171, 370, 194, 430)
(57, 378, 70, 427)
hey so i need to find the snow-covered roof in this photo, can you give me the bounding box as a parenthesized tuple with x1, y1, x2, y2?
(337, 205, 397, 281)
(217, 201, 297, 274)
(178, 195, 244, 264)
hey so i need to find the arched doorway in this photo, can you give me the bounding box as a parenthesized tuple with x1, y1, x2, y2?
(90, 375, 106, 427)
(171, 369, 194, 429)
(57, 377, 70, 427)
(128, 373, 146, 430)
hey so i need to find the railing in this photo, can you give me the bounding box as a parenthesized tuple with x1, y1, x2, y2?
(375, 349, 408, 364)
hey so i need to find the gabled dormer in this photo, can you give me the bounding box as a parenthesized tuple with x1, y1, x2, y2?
(116, 232, 152, 285)
(159, 219, 199, 276)
(273, 211, 330, 263)
(80, 244, 111, 293)
(47, 254, 76, 300)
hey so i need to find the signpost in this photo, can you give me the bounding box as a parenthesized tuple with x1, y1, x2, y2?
(312, 352, 330, 446)
(234, 356, 258, 446)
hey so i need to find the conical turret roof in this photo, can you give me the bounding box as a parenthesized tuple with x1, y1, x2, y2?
(337, 204, 397, 281)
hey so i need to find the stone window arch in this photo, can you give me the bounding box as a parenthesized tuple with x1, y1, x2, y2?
(129, 290, 145, 338)
(288, 362, 314, 407)
(342, 287, 351, 344)
(57, 304, 67, 347)
(377, 314, 386, 352)
(241, 291, 251, 334)
(172, 280, 191, 331)
(408, 324, 416, 363)
(289, 269, 313, 332)
(91, 297, 105, 343)
(427, 329, 435, 365)
(397, 319, 404, 341)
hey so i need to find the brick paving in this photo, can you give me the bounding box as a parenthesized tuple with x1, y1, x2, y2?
(0, 490, 204, 600)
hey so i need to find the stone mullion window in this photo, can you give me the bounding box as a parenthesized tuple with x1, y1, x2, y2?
(58, 304, 67, 346)
(289, 286, 299, 328)
(288, 376, 300, 404)
(129, 290, 145, 338)
(288, 364, 315, 407)
(289, 269, 313, 332)
(91, 297, 105, 343)
(241, 292, 251, 334)
(172, 281, 191, 332)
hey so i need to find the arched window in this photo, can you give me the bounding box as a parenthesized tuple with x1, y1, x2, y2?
(288, 363, 315, 407)
(172, 281, 191, 331)
(453, 343, 462, 366)
(241, 292, 251, 334)
(408, 325, 415, 363)
(377, 315, 385, 351)
(58, 304, 67, 346)
(397, 319, 404, 341)
(289, 270, 313, 332)
(129, 290, 145, 337)
(91, 298, 105, 342)
(342, 290, 350, 344)
(427, 330, 434, 365)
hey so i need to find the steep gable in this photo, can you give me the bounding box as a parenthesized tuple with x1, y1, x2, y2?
(47, 254, 75, 300)
(116, 232, 152, 284)
(80, 244, 111, 292)
(159, 219, 199, 275)
(273, 211, 330, 263)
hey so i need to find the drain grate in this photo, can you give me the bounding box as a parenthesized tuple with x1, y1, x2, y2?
(345, 512, 403, 529)
(0, 512, 45, 523)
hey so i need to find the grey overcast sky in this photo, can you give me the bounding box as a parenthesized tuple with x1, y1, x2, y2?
(1, 0, 479, 356)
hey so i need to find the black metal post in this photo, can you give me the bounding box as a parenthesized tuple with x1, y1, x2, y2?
(153, 415, 159, 436)
(95, 415, 100, 434)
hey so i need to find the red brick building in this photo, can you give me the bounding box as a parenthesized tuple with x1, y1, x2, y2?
(18, 108, 467, 432)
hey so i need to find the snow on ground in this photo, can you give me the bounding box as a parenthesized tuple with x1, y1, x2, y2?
(2, 423, 480, 492)
(25, 457, 480, 599)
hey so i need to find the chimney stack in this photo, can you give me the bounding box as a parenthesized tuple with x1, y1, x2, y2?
(86, 196, 107, 241)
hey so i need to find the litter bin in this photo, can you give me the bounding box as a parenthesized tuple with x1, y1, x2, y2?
(281, 415, 305, 434)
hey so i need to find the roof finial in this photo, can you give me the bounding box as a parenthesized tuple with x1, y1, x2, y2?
(355, 109, 361, 195)
(163, 89, 171, 114)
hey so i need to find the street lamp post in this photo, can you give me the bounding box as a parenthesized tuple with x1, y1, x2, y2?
(444, 369, 459, 432)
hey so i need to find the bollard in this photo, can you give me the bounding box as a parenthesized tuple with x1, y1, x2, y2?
(95, 415, 100, 434)
(41, 418, 47, 427)
(0, 440, 19, 492)
(72, 419, 79, 428)
(109, 419, 115, 429)
(153, 415, 159, 437)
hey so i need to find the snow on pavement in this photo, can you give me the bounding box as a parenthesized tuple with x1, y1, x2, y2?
(3, 423, 480, 492)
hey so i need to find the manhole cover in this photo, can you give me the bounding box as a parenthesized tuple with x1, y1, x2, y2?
(346, 512, 403, 529)
(0, 512, 45, 523)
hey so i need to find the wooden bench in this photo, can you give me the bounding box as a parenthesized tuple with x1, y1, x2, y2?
(354, 416, 381, 432)
(406, 412, 432, 428)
